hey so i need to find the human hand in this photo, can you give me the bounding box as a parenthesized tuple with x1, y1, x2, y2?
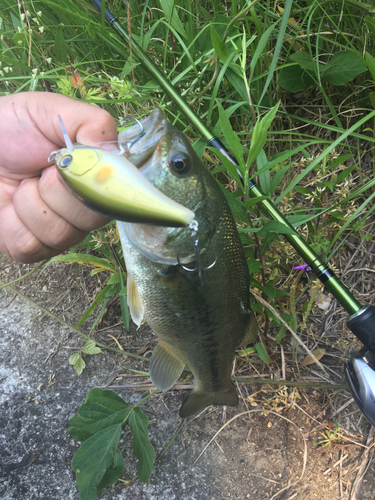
(0, 92, 118, 263)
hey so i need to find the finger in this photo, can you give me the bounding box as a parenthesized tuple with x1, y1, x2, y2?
(30, 92, 118, 149)
(0, 204, 58, 263)
(13, 177, 89, 250)
(38, 166, 110, 231)
(0, 92, 118, 176)
(0, 175, 18, 211)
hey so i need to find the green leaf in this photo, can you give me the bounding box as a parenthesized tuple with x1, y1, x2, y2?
(337, 164, 357, 183)
(159, 0, 187, 38)
(277, 64, 316, 92)
(225, 66, 251, 103)
(210, 24, 230, 63)
(76, 284, 113, 327)
(261, 283, 277, 301)
(85, 388, 131, 410)
(247, 259, 262, 274)
(119, 268, 129, 331)
(287, 214, 318, 227)
(291, 52, 319, 74)
(68, 389, 131, 441)
(255, 342, 270, 365)
(257, 150, 270, 196)
(365, 16, 375, 34)
(74, 357, 86, 376)
(10, 12, 23, 31)
(256, 221, 297, 235)
(52, 253, 116, 272)
(269, 165, 290, 196)
(323, 181, 334, 192)
(294, 186, 313, 196)
(217, 103, 246, 172)
(321, 52, 367, 85)
(249, 22, 278, 81)
(129, 408, 156, 484)
(107, 272, 120, 285)
(12, 32, 28, 48)
(245, 196, 268, 210)
(82, 340, 102, 355)
(104, 285, 120, 298)
(71, 424, 122, 500)
(69, 352, 82, 365)
(209, 147, 243, 188)
(246, 103, 280, 170)
(325, 154, 352, 172)
(97, 448, 124, 492)
(55, 25, 67, 64)
(274, 326, 286, 345)
(247, 231, 277, 249)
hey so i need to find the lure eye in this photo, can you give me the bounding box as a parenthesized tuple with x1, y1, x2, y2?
(169, 154, 190, 175)
(60, 155, 73, 168)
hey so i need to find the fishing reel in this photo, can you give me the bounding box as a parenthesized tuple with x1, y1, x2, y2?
(345, 305, 375, 426)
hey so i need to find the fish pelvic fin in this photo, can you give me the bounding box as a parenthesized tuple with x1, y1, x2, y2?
(127, 272, 144, 328)
(240, 312, 258, 347)
(179, 384, 238, 419)
(149, 342, 185, 392)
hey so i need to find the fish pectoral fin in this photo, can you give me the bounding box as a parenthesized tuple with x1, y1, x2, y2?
(127, 272, 144, 328)
(179, 385, 238, 419)
(149, 343, 185, 392)
(240, 312, 258, 347)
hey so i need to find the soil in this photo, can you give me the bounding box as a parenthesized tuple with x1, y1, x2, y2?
(0, 255, 374, 500)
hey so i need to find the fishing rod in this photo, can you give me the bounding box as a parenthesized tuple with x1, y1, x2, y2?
(90, 0, 375, 425)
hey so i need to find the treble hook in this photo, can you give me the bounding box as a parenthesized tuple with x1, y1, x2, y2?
(119, 116, 145, 154)
(177, 220, 218, 286)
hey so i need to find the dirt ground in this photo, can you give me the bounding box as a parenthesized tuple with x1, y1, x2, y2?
(0, 255, 374, 500)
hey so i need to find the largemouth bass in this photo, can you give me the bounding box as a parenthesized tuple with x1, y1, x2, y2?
(118, 109, 258, 418)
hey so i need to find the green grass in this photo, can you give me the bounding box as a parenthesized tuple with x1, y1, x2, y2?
(1, 0, 375, 348)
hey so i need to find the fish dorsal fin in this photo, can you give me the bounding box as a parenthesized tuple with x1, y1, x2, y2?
(127, 272, 144, 328)
(240, 312, 258, 347)
(149, 342, 185, 392)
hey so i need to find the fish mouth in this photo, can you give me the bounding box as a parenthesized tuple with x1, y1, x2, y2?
(118, 108, 168, 168)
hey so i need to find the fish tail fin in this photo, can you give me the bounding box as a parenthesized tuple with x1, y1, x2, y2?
(179, 384, 238, 418)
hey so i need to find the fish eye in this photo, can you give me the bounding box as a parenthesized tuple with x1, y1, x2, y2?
(169, 154, 190, 175)
(60, 155, 73, 168)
